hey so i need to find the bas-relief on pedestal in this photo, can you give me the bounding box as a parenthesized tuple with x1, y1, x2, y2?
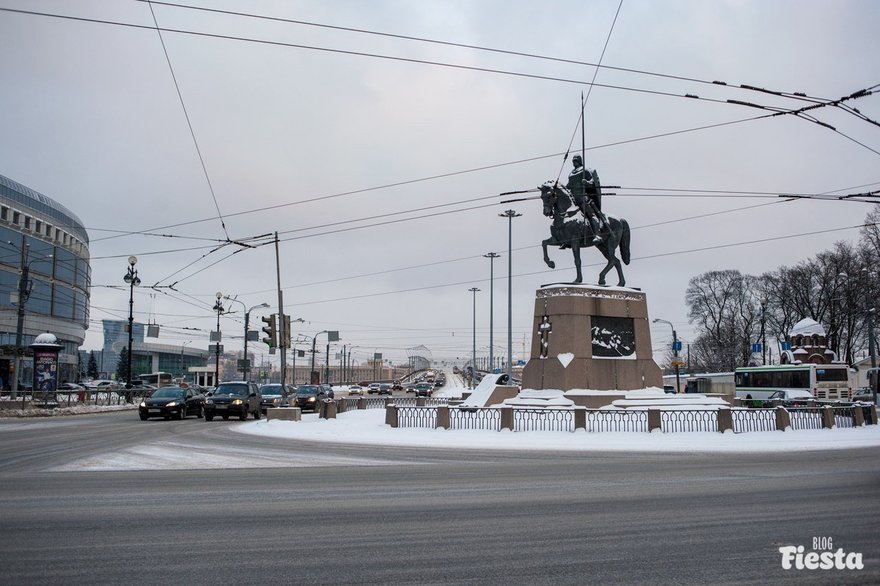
(521, 285, 663, 396)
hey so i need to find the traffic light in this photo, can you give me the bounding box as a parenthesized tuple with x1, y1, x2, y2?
(261, 314, 277, 348)
(282, 314, 291, 348)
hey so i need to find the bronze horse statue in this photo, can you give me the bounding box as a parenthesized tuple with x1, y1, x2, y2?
(539, 181, 631, 286)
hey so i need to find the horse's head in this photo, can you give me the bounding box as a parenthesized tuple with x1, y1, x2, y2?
(539, 181, 572, 218)
(539, 181, 558, 217)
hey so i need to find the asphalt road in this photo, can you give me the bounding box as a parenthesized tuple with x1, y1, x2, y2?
(0, 411, 877, 585)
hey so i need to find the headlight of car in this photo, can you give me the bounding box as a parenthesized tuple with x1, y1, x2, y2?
(165, 401, 179, 407)
(139, 401, 146, 408)
(206, 399, 214, 405)
(308, 397, 316, 402)
(231, 399, 243, 405)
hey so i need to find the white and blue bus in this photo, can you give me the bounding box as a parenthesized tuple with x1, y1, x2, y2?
(734, 364, 852, 401)
(138, 372, 174, 388)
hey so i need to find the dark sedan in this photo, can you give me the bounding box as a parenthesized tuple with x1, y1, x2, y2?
(139, 386, 204, 420)
(260, 383, 294, 414)
(292, 385, 332, 412)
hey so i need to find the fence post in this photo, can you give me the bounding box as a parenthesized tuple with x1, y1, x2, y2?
(574, 407, 586, 431)
(867, 405, 878, 426)
(500, 406, 514, 431)
(853, 405, 865, 427)
(716, 407, 733, 433)
(357, 397, 366, 410)
(647, 409, 662, 432)
(336, 398, 346, 414)
(436, 405, 450, 429)
(775, 406, 790, 431)
(416, 397, 426, 407)
(325, 400, 337, 419)
(821, 406, 835, 429)
(385, 404, 398, 428)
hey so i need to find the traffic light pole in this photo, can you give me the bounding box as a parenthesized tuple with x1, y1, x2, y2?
(274, 233, 287, 387)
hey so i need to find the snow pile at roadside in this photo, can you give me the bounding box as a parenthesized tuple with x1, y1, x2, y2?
(0, 404, 137, 418)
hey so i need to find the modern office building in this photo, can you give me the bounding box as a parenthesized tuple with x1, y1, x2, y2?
(101, 319, 209, 382)
(0, 174, 90, 388)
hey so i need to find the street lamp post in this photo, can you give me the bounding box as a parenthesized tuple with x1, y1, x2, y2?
(311, 331, 329, 384)
(179, 340, 191, 382)
(469, 287, 480, 388)
(484, 252, 500, 374)
(653, 318, 680, 393)
(212, 292, 224, 387)
(224, 298, 270, 382)
(123, 256, 141, 391)
(499, 210, 521, 382)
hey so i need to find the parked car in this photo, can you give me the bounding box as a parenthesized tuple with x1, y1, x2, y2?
(292, 384, 332, 412)
(762, 389, 815, 407)
(139, 386, 205, 420)
(415, 382, 433, 397)
(378, 383, 392, 396)
(348, 385, 364, 396)
(204, 381, 261, 421)
(851, 388, 876, 403)
(259, 383, 293, 414)
(367, 383, 382, 395)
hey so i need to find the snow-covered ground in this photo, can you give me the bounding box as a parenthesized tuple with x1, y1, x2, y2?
(238, 407, 880, 453)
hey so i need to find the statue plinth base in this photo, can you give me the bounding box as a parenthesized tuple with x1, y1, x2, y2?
(521, 285, 662, 393)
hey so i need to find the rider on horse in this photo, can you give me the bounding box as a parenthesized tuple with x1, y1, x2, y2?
(566, 154, 607, 245)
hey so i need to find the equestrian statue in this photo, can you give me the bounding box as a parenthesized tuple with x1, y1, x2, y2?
(539, 155, 630, 286)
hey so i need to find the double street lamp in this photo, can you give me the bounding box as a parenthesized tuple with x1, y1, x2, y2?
(123, 256, 141, 390)
(653, 318, 680, 393)
(212, 292, 225, 387)
(224, 297, 269, 382)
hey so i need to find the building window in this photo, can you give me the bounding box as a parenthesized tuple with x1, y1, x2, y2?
(0, 207, 7, 221)
(35, 220, 42, 233)
(45, 225, 52, 239)
(24, 216, 32, 230)
(12, 211, 20, 225)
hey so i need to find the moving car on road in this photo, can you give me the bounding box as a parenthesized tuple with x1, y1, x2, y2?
(378, 383, 392, 396)
(415, 382, 433, 397)
(259, 383, 293, 414)
(292, 384, 333, 412)
(204, 382, 261, 421)
(367, 383, 382, 394)
(139, 386, 205, 420)
(348, 385, 364, 396)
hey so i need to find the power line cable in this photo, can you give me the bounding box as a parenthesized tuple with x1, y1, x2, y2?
(145, 1, 231, 241)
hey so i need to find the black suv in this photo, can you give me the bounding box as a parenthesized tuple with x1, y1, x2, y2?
(204, 381, 261, 421)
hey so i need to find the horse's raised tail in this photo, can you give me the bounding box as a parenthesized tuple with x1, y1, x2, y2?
(620, 219, 631, 265)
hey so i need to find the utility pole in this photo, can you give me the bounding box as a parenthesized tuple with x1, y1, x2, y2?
(274, 233, 286, 386)
(11, 239, 29, 399)
(484, 252, 499, 374)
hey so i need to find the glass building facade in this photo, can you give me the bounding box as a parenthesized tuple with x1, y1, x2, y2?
(0, 174, 90, 387)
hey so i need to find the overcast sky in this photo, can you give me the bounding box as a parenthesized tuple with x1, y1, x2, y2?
(1, 0, 877, 370)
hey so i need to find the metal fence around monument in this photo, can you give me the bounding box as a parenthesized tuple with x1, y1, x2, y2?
(586, 409, 649, 433)
(514, 408, 575, 432)
(788, 407, 824, 430)
(397, 406, 437, 428)
(450, 407, 502, 430)
(660, 409, 718, 433)
(731, 408, 776, 433)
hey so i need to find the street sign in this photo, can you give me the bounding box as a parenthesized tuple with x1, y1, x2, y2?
(672, 341, 682, 352)
(237, 359, 250, 371)
(671, 359, 685, 367)
(209, 344, 224, 354)
(752, 343, 762, 353)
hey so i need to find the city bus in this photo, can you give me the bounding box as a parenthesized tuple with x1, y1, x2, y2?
(138, 372, 174, 388)
(734, 364, 852, 401)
